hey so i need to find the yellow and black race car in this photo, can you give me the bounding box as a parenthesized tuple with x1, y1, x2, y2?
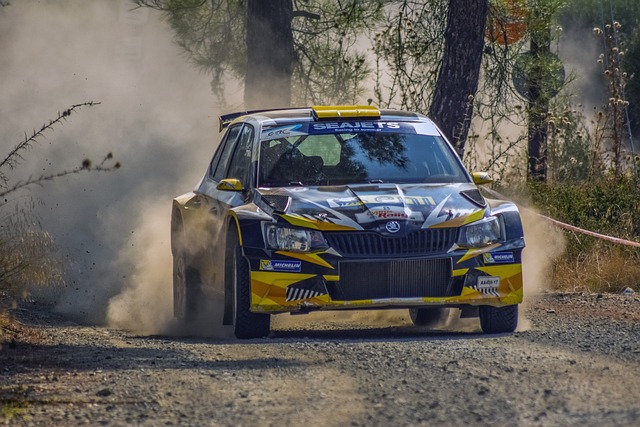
(171, 106, 525, 338)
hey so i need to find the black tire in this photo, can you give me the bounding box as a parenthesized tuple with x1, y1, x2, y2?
(172, 247, 200, 322)
(409, 307, 449, 327)
(479, 304, 518, 333)
(229, 235, 270, 339)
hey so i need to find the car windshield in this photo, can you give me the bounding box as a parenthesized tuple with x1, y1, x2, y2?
(258, 126, 468, 187)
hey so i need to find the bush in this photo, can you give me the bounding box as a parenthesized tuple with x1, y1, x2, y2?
(526, 177, 640, 292)
(0, 204, 66, 301)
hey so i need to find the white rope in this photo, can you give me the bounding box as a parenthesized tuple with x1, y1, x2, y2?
(481, 186, 640, 248)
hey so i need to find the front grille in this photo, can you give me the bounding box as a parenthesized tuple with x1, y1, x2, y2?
(333, 258, 453, 301)
(324, 228, 456, 258)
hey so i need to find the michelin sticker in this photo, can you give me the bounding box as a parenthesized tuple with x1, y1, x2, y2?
(483, 252, 515, 264)
(260, 260, 302, 272)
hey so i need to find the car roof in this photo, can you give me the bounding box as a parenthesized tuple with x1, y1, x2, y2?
(218, 106, 433, 132)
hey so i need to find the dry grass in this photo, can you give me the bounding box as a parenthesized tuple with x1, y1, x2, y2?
(551, 240, 640, 293)
(0, 201, 66, 304)
(0, 309, 46, 348)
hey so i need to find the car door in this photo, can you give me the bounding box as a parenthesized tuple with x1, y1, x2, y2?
(196, 123, 255, 293)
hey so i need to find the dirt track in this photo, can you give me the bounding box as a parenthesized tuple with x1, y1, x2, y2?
(2, 292, 640, 426)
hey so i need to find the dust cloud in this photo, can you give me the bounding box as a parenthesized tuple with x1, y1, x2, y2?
(517, 205, 566, 331)
(105, 199, 173, 334)
(0, 0, 219, 331)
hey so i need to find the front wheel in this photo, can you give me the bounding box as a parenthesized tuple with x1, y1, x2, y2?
(230, 238, 270, 339)
(479, 304, 518, 333)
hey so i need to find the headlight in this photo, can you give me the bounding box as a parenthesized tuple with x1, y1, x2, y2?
(262, 223, 328, 252)
(457, 216, 502, 248)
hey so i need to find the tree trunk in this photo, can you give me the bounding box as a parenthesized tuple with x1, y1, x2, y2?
(429, 0, 488, 158)
(527, 38, 550, 181)
(245, 0, 294, 110)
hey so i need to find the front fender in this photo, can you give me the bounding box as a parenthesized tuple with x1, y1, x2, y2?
(226, 203, 273, 249)
(487, 198, 525, 242)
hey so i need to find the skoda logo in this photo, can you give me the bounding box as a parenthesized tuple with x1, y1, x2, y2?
(385, 221, 401, 233)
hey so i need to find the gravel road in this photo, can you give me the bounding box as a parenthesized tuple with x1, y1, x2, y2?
(2, 292, 640, 426)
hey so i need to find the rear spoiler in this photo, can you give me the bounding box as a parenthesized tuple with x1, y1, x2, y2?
(218, 105, 382, 132)
(218, 107, 308, 132)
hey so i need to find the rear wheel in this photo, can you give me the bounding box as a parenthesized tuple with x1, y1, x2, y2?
(409, 307, 449, 327)
(172, 248, 200, 322)
(479, 304, 518, 333)
(229, 234, 270, 339)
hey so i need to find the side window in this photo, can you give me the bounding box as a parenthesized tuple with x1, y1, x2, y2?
(226, 125, 255, 186)
(212, 125, 243, 181)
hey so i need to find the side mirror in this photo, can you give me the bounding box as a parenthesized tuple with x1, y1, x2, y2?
(217, 178, 243, 192)
(472, 172, 493, 185)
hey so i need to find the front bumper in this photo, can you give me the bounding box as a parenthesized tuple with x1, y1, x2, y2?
(244, 241, 524, 314)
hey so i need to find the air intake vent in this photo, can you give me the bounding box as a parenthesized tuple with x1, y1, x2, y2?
(333, 258, 453, 300)
(324, 228, 456, 258)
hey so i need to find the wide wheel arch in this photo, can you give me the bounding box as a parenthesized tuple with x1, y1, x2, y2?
(223, 217, 270, 338)
(223, 218, 241, 326)
(170, 204, 185, 256)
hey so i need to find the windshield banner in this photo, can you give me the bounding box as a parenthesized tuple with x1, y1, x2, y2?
(261, 121, 417, 141)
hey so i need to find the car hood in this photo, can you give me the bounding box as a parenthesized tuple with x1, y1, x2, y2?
(257, 183, 488, 234)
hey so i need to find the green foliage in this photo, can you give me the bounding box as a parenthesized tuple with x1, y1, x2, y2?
(372, 0, 447, 113)
(527, 177, 640, 240)
(291, 0, 385, 105)
(139, 0, 386, 106)
(159, 0, 246, 102)
(545, 103, 593, 182)
(559, 0, 640, 33)
(524, 177, 640, 292)
(559, 0, 640, 150)
(1, 400, 29, 422)
(625, 30, 640, 142)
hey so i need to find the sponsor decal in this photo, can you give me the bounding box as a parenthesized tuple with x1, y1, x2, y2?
(368, 207, 425, 222)
(309, 121, 419, 135)
(385, 221, 401, 233)
(327, 195, 436, 208)
(260, 260, 302, 272)
(327, 197, 364, 208)
(362, 195, 437, 206)
(261, 124, 306, 141)
(312, 121, 401, 130)
(374, 195, 397, 203)
(354, 211, 377, 224)
(483, 252, 515, 264)
(371, 209, 409, 219)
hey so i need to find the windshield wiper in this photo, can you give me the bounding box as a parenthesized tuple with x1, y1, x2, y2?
(369, 179, 384, 184)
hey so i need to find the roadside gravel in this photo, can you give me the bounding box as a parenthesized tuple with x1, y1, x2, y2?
(1, 291, 639, 426)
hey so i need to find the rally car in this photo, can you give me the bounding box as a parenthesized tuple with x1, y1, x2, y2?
(171, 105, 525, 339)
